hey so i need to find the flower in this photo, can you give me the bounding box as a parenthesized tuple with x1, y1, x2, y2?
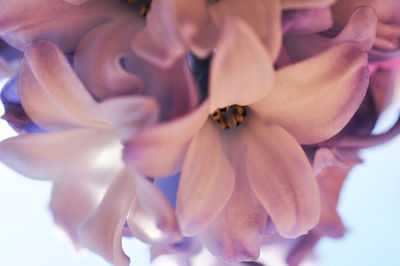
(125, 17, 370, 261)
(0, 40, 183, 265)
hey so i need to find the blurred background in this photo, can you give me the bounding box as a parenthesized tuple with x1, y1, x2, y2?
(0, 91, 399, 266)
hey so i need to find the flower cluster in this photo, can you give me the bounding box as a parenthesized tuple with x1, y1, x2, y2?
(0, 0, 400, 265)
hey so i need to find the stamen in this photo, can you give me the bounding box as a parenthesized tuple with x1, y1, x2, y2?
(211, 105, 247, 130)
(140, 3, 151, 17)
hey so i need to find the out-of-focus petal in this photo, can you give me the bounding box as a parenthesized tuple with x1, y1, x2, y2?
(370, 68, 396, 114)
(282, 8, 333, 35)
(0, 0, 128, 52)
(64, 0, 90, 5)
(123, 100, 210, 178)
(209, 18, 274, 112)
(244, 117, 320, 238)
(49, 179, 107, 248)
(132, 0, 218, 68)
(74, 16, 145, 100)
(123, 53, 199, 121)
(312, 148, 351, 175)
(127, 175, 182, 244)
(88, 96, 160, 143)
(200, 134, 267, 262)
(177, 120, 235, 236)
(210, 0, 281, 61)
(19, 40, 106, 131)
(78, 169, 136, 266)
(252, 42, 369, 145)
(0, 128, 123, 181)
(286, 232, 320, 266)
(281, 0, 336, 9)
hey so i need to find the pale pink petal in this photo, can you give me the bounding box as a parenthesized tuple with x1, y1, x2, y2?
(209, 18, 274, 112)
(210, 0, 281, 61)
(127, 175, 182, 244)
(281, 0, 336, 9)
(74, 16, 145, 100)
(123, 100, 210, 178)
(19, 40, 105, 131)
(123, 53, 199, 121)
(0, 0, 129, 52)
(282, 8, 333, 35)
(0, 128, 123, 181)
(177, 120, 235, 236)
(64, 0, 90, 5)
(251, 42, 369, 145)
(200, 135, 267, 261)
(132, 0, 218, 68)
(88, 96, 160, 143)
(312, 148, 351, 176)
(244, 117, 320, 238)
(50, 179, 107, 248)
(78, 169, 136, 266)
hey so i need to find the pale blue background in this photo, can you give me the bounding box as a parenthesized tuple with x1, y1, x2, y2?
(0, 100, 399, 266)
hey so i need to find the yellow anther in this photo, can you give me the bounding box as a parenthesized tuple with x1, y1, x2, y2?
(140, 4, 151, 17)
(211, 105, 246, 129)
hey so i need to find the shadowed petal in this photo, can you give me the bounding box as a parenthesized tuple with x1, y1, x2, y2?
(123, 100, 210, 178)
(0, 128, 123, 181)
(74, 16, 145, 100)
(78, 169, 137, 266)
(281, 0, 336, 9)
(210, 0, 281, 61)
(88, 96, 160, 143)
(252, 42, 369, 145)
(177, 120, 235, 236)
(282, 8, 333, 35)
(200, 132, 267, 262)
(244, 117, 320, 238)
(127, 175, 182, 244)
(50, 179, 108, 248)
(209, 18, 274, 112)
(20, 40, 105, 131)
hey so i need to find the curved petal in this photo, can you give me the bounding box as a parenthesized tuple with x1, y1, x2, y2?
(78, 168, 137, 266)
(244, 117, 320, 238)
(200, 132, 267, 262)
(132, 0, 218, 68)
(0, 128, 123, 181)
(210, 0, 281, 61)
(209, 18, 274, 112)
(281, 0, 336, 9)
(88, 95, 160, 143)
(252, 42, 369, 145)
(286, 233, 320, 266)
(49, 179, 107, 248)
(177, 120, 235, 236)
(123, 100, 210, 178)
(282, 8, 333, 35)
(127, 175, 182, 244)
(0, 0, 129, 52)
(312, 148, 351, 176)
(20, 40, 106, 131)
(74, 16, 145, 101)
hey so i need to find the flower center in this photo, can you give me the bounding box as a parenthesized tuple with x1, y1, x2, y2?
(212, 105, 247, 130)
(125, 0, 152, 17)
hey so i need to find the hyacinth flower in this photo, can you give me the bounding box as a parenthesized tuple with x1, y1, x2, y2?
(0, 40, 190, 265)
(124, 17, 370, 261)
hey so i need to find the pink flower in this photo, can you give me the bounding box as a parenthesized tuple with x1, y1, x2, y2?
(125, 17, 370, 261)
(0, 40, 183, 265)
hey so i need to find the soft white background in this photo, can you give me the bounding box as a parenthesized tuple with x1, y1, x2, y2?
(0, 99, 399, 266)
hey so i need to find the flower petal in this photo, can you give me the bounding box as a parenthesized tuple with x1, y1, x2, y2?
(74, 16, 145, 101)
(49, 179, 108, 248)
(123, 100, 210, 178)
(88, 95, 160, 143)
(244, 117, 320, 238)
(0, 0, 127, 52)
(78, 168, 136, 266)
(200, 136, 267, 261)
(177, 120, 235, 236)
(0, 128, 123, 181)
(209, 18, 274, 112)
(286, 232, 320, 266)
(252, 42, 369, 144)
(282, 8, 333, 35)
(19, 40, 105, 131)
(127, 175, 182, 244)
(131, 0, 218, 68)
(281, 0, 336, 9)
(210, 0, 281, 61)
